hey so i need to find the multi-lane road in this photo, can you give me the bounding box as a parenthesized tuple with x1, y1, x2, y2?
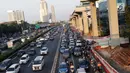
(1, 27, 62, 73)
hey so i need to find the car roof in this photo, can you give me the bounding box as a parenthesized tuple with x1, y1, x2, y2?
(61, 62, 66, 65)
(77, 68, 86, 73)
(9, 64, 18, 68)
(3, 59, 11, 63)
(22, 54, 28, 57)
(34, 56, 43, 61)
(42, 47, 47, 49)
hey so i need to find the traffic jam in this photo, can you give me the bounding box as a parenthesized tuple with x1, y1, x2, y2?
(58, 26, 105, 73)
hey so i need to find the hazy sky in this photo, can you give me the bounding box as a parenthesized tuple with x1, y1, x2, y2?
(0, 0, 80, 23)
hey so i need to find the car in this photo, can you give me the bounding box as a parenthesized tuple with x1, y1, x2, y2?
(36, 42, 42, 48)
(49, 36, 54, 40)
(78, 58, 90, 70)
(0, 59, 12, 71)
(76, 40, 82, 47)
(69, 42, 75, 49)
(61, 42, 67, 47)
(30, 42, 35, 47)
(76, 68, 86, 73)
(73, 47, 82, 56)
(17, 50, 26, 57)
(40, 47, 48, 55)
(28, 49, 36, 55)
(6, 64, 20, 73)
(60, 47, 65, 53)
(19, 54, 30, 64)
(58, 62, 69, 73)
(32, 56, 44, 71)
(62, 49, 70, 59)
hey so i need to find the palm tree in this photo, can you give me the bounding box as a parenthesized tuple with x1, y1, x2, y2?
(88, 0, 99, 36)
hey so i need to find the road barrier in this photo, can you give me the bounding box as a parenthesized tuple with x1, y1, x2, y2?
(91, 48, 119, 73)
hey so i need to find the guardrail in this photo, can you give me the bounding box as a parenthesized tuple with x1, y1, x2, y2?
(91, 49, 119, 73)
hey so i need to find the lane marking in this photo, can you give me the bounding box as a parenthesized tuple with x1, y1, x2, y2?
(51, 31, 62, 73)
(28, 60, 33, 67)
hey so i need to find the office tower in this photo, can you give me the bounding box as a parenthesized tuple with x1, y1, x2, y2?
(51, 5, 56, 23)
(7, 10, 16, 21)
(7, 10, 25, 22)
(40, 0, 48, 22)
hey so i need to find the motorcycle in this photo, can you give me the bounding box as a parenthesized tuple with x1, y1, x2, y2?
(70, 65, 74, 73)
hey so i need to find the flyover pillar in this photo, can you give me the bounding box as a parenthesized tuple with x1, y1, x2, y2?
(82, 11, 89, 35)
(107, 0, 120, 47)
(90, 2, 98, 37)
(78, 15, 83, 32)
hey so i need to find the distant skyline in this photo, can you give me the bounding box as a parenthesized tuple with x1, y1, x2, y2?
(0, 0, 80, 23)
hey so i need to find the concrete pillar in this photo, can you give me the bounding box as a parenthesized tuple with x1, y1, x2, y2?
(107, 0, 120, 47)
(90, 2, 98, 37)
(82, 11, 89, 35)
(76, 16, 79, 30)
(78, 15, 83, 32)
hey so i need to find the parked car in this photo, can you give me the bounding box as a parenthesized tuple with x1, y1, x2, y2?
(6, 64, 20, 73)
(28, 49, 36, 55)
(73, 47, 82, 56)
(17, 50, 26, 57)
(32, 56, 44, 71)
(19, 54, 30, 64)
(40, 47, 48, 55)
(58, 62, 69, 73)
(0, 59, 12, 71)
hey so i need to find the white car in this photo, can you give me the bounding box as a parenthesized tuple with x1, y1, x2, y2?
(76, 68, 86, 73)
(40, 47, 48, 55)
(36, 42, 42, 48)
(76, 40, 82, 47)
(32, 56, 44, 71)
(19, 54, 30, 64)
(6, 64, 20, 73)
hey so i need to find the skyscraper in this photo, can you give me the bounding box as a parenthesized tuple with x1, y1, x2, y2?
(7, 10, 16, 21)
(7, 10, 25, 22)
(40, 0, 48, 22)
(51, 5, 56, 23)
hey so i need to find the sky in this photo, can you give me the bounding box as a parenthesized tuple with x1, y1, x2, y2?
(0, 0, 80, 23)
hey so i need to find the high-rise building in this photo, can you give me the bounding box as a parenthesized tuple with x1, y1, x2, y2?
(7, 10, 25, 22)
(7, 10, 16, 21)
(51, 5, 56, 23)
(40, 0, 48, 22)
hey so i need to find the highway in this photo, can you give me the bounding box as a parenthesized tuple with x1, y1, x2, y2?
(1, 27, 62, 73)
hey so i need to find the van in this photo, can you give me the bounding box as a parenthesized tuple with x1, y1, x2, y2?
(32, 56, 44, 71)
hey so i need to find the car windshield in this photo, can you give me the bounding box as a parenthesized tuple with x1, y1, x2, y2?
(0, 63, 6, 67)
(7, 68, 14, 71)
(75, 48, 80, 52)
(80, 60, 88, 65)
(21, 57, 26, 60)
(19, 51, 24, 53)
(42, 48, 47, 50)
(33, 60, 41, 64)
(60, 64, 67, 68)
(64, 50, 69, 53)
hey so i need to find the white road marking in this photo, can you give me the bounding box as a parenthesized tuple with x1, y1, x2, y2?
(28, 60, 33, 67)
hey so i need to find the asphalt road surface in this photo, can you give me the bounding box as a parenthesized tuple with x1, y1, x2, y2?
(1, 28, 61, 73)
